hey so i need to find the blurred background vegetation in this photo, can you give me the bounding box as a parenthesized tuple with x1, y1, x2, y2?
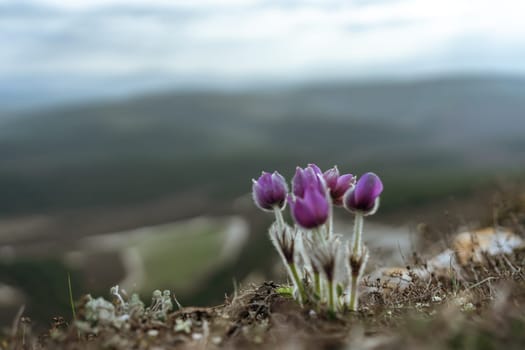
(1, 0, 524, 327)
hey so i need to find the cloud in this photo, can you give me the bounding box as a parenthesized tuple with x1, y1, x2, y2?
(1, 0, 525, 108)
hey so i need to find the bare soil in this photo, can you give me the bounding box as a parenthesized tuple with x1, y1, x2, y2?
(3, 185, 525, 350)
(4, 250, 525, 350)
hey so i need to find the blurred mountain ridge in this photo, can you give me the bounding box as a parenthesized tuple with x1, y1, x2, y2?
(0, 74, 524, 216)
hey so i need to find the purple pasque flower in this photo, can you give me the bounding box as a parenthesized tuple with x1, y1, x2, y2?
(323, 166, 355, 206)
(252, 171, 289, 211)
(288, 186, 330, 229)
(343, 172, 383, 215)
(292, 164, 326, 198)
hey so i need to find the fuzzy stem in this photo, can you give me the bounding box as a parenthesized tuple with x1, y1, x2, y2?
(352, 213, 363, 256)
(273, 208, 306, 305)
(349, 274, 359, 311)
(288, 263, 306, 305)
(349, 213, 364, 311)
(314, 227, 327, 246)
(328, 279, 335, 312)
(274, 207, 285, 229)
(314, 272, 321, 297)
(313, 227, 328, 301)
(326, 209, 334, 239)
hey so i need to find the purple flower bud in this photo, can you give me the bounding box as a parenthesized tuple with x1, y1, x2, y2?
(292, 164, 326, 198)
(288, 186, 330, 229)
(252, 171, 288, 211)
(343, 172, 383, 215)
(307, 163, 323, 175)
(323, 166, 355, 206)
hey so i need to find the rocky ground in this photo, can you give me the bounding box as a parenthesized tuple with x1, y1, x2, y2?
(2, 188, 525, 350)
(3, 256, 525, 350)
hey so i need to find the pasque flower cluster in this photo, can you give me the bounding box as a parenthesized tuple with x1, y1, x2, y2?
(252, 164, 383, 312)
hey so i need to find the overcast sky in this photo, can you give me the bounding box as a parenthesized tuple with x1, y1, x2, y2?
(2, 0, 525, 109)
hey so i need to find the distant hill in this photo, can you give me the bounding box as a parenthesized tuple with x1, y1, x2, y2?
(1, 75, 524, 215)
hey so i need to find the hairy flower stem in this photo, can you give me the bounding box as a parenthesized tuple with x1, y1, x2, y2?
(312, 227, 328, 301)
(314, 227, 328, 247)
(314, 272, 321, 297)
(273, 207, 306, 305)
(274, 207, 285, 229)
(288, 263, 306, 305)
(327, 279, 335, 312)
(325, 209, 333, 239)
(348, 274, 359, 311)
(348, 213, 365, 311)
(352, 213, 363, 257)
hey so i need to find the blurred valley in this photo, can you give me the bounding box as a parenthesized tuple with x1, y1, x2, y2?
(1, 74, 525, 326)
